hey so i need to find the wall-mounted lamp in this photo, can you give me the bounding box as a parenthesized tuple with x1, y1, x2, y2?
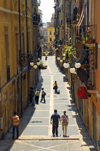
(33, 65, 38, 69)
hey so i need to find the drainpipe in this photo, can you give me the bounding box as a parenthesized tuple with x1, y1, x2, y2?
(26, 0, 30, 106)
(18, 0, 22, 117)
(26, 0, 28, 54)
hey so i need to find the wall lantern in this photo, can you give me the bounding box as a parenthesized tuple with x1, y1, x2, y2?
(70, 68, 75, 74)
(57, 57, 60, 60)
(63, 63, 69, 68)
(75, 62, 81, 68)
(33, 65, 37, 69)
(37, 62, 40, 66)
(30, 62, 34, 66)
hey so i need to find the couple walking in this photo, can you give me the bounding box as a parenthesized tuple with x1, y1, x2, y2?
(50, 109, 69, 137)
(35, 88, 46, 104)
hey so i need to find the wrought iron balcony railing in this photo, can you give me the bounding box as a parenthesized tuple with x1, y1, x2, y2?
(76, 25, 96, 47)
(33, 13, 40, 23)
(72, 45, 97, 90)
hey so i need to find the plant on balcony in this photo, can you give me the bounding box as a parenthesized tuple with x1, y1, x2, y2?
(56, 26, 59, 34)
(68, 38, 72, 46)
(57, 7, 61, 13)
(87, 78, 93, 90)
(62, 45, 76, 64)
(76, 13, 80, 21)
(81, 64, 89, 69)
(39, 61, 47, 69)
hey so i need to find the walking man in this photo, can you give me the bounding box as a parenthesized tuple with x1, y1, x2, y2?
(40, 88, 46, 103)
(50, 109, 60, 137)
(12, 112, 20, 140)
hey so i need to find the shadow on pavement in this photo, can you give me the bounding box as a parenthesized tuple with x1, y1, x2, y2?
(56, 62, 96, 151)
(2, 73, 44, 151)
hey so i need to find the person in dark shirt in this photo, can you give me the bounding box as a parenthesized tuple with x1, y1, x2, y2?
(50, 109, 60, 137)
(30, 87, 35, 106)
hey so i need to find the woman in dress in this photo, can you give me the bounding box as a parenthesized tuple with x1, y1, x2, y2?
(60, 110, 69, 137)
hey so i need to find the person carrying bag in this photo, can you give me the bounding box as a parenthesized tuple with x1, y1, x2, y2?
(53, 81, 58, 93)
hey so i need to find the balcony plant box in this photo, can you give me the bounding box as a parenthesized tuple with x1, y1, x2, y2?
(81, 64, 89, 69)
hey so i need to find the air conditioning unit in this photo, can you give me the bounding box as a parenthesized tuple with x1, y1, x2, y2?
(0, 117, 3, 129)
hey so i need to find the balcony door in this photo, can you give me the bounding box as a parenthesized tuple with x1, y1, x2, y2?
(5, 28, 10, 82)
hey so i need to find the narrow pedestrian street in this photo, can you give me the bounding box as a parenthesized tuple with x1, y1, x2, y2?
(0, 56, 95, 151)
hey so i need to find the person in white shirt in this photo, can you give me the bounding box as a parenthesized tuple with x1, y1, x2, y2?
(40, 88, 46, 103)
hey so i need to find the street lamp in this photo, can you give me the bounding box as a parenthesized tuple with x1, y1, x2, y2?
(30, 62, 34, 66)
(37, 62, 40, 66)
(75, 62, 81, 68)
(57, 57, 60, 60)
(33, 65, 38, 69)
(70, 68, 76, 74)
(38, 58, 40, 61)
(63, 63, 69, 68)
(60, 59, 63, 63)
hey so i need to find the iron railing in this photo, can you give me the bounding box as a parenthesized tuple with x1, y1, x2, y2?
(72, 48, 97, 90)
(76, 25, 96, 45)
(33, 13, 40, 22)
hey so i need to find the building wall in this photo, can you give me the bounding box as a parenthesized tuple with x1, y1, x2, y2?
(47, 27, 55, 43)
(0, 0, 33, 139)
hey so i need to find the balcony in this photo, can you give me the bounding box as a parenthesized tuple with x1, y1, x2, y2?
(33, 13, 40, 24)
(76, 25, 96, 47)
(74, 45, 97, 91)
(34, 47, 42, 59)
(37, 0, 41, 6)
(7, 65, 10, 82)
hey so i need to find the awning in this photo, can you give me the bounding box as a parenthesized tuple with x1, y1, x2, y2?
(76, 2, 87, 36)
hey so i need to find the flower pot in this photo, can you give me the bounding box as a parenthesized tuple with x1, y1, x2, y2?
(81, 65, 85, 69)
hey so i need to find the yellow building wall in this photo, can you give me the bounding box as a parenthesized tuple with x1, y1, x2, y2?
(0, 0, 33, 139)
(47, 27, 55, 44)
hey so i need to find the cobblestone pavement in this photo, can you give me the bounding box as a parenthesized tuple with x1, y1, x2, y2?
(0, 56, 96, 151)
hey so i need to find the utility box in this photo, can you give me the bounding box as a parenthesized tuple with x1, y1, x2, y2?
(0, 117, 3, 129)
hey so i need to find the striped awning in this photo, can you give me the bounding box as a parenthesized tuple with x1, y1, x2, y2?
(76, 2, 87, 36)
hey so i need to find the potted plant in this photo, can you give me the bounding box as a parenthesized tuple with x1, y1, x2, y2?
(81, 64, 89, 69)
(76, 13, 80, 21)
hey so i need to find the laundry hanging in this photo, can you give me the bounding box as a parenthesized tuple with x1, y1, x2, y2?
(76, 2, 87, 37)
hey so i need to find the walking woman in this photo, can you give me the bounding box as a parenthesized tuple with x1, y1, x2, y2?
(60, 110, 69, 137)
(35, 89, 39, 104)
(53, 81, 58, 93)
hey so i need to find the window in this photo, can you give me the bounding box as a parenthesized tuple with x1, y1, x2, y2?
(50, 32, 52, 35)
(5, 28, 10, 67)
(50, 38, 52, 41)
(28, 31, 30, 53)
(15, 33, 19, 61)
(22, 32, 25, 54)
